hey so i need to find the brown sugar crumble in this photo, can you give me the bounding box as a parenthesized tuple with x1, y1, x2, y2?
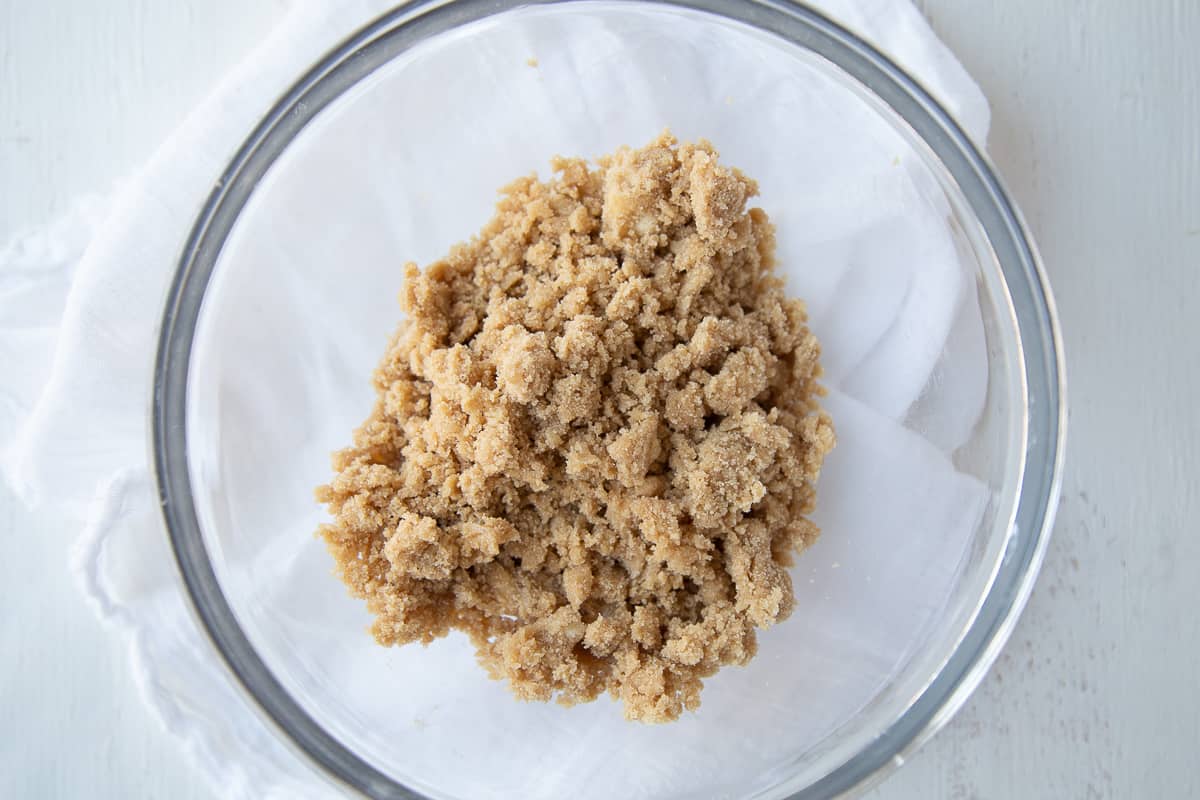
(316, 132, 835, 723)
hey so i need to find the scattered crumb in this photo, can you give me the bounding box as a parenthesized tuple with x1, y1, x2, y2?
(526, 57, 539, 68)
(317, 132, 834, 723)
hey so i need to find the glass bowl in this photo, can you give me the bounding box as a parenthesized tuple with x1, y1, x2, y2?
(153, 1, 1066, 798)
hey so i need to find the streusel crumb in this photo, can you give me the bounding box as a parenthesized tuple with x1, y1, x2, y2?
(317, 132, 834, 722)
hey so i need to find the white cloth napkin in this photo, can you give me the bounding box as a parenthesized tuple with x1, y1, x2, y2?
(0, 1, 990, 797)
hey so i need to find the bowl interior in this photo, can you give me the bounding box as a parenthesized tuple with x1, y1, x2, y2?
(185, 4, 1025, 798)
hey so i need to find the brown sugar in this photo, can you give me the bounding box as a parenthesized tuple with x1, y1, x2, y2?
(316, 132, 835, 722)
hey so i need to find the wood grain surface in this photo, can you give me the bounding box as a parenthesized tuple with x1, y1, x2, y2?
(2, 1, 1197, 797)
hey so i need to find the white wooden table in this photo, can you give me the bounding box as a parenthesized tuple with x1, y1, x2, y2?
(2, 1, 1197, 797)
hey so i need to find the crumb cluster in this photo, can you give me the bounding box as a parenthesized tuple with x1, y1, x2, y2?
(317, 133, 834, 722)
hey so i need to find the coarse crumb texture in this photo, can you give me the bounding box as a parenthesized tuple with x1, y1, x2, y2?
(317, 132, 835, 723)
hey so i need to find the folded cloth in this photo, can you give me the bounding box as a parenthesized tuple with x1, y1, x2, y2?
(0, 195, 108, 461)
(0, 0, 991, 797)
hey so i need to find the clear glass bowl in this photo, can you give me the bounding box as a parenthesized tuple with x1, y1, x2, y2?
(153, 1, 1066, 798)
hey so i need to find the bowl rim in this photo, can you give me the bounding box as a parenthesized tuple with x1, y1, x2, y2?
(152, 1, 1068, 797)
